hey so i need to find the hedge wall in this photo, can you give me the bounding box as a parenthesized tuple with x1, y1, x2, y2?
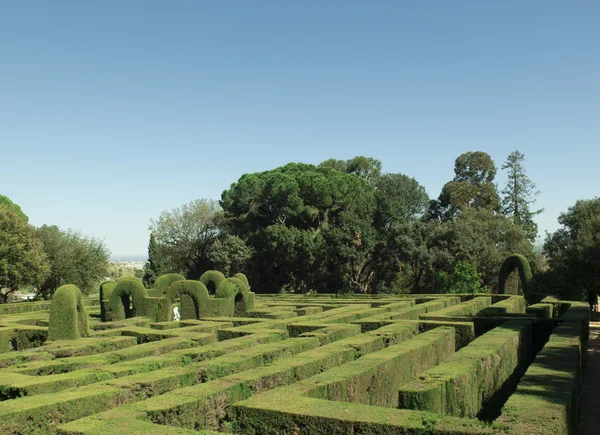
(48, 285, 89, 341)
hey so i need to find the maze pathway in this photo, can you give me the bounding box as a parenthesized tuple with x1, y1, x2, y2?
(0, 293, 589, 435)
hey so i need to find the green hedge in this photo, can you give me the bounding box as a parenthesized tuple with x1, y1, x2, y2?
(199, 271, 226, 294)
(48, 285, 89, 341)
(399, 319, 532, 418)
(165, 280, 209, 320)
(496, 302, 589, 434)
(105, 278, 149, 322)
(153, 274, 186, 296)
(233, 273, 250, 291)
(498, 254, 532, 300)
(99, 281, 116, 322)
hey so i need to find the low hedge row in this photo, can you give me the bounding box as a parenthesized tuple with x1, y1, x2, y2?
(398, 319, 532, 418)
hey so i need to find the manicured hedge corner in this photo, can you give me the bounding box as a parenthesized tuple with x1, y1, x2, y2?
(48, 285, 89, 341)
(200, 271, 226, 294)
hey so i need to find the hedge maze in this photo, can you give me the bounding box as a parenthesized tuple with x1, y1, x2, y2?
(0, 277, 589, 435)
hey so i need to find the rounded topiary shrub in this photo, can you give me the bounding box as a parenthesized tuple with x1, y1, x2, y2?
(154, 273, 186, 296)
(200, 270, 226, 294)
(219, 277, 254, 317)
(498, 254, 533, 300)
(48, 284, 89, 340)
(233, 273, 250, 292)
(166, 280, 209, 320)
(106, 277, 149, 321)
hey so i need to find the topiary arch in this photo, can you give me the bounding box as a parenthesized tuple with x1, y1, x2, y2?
(153, 273, 186, 296)
(48, 285, 89, 340)
(498, 254, 532, 301)
(199, 270, 225, 294)
(99, 281, 116, 322)
(165, 280, 209, 320)
(106, 277, 149, 321)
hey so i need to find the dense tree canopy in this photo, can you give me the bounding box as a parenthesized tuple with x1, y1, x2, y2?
(36, 225, 110, 298)
(0, 205, 48, 302)
(221, 162, 377, 293)
(149, 199, 224, 279)
(544, 198, 600, 302)
(0, 195, 28, 222)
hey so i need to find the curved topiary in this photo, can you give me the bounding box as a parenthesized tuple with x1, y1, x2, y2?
(99, 281, 117, 322)
(199, 270, 226, 294)
(215, 279, 239, 299)
(233, 273, 250, 292)
(218, 277, 254, 316)
(498, 254, 533, 301)
(153, 273, 186, 296)
(165, 280, 209, 320)
(48, 285, 89, 340)
(106, 277, 149, 321)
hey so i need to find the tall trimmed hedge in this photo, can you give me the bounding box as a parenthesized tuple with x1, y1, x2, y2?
(106, 277, 149, 321)
(216, 277, 255, 316)
(48, 285, 89, 340)
(99, 281, 116, 322)
(153, 273, 185, 296)
(498, 254, 532, 300)
(199, 270, 225, 294)
(165, 280, 209, 320)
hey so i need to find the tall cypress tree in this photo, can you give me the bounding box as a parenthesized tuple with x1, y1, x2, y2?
(142, 232, 171, 287)
(501, 150, 543, 242)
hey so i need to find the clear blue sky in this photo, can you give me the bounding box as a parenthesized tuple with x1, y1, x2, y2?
(1, 1, 598, 256)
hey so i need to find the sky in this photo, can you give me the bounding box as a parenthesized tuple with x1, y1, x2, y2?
(1, 1, 598, 257)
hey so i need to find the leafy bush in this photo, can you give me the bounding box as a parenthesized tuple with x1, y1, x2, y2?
(435, 261, 486, 294)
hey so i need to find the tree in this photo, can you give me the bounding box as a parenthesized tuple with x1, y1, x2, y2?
(435, 260, 486, 294)
(374, 173, 429, 230)
(36, 225, 110, 298)
(0, 206, 49, 302)
(544, 198, 600, 302)
(221, 163, 377, 293)
(149, 199, 223, 279)
(206, 234, 253, 277)
(0, 194, 28, 222)
(501, 150, 543, 242)
(429, 151, 500, 220)
(319, 156, 382, 185)
(142, 232, 173, 287)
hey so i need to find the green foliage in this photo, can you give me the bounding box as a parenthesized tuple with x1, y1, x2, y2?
(149, 199, 223, 279)
(199, 270, 226, 294)
(498, 254, 533, 299)
(429, 151, 500, 220)
(221, 162, 377, 293)
(501, 150, 543, 242)
(0, 194, 28, 222)
(215, 279, 238, 299)
(0, 205, 49, 303)
(106, 277, 149, 321)
(142, 233, 173, 287)
(206, 235, 253, 277)
(373, 173, 429, 229)
(153, 273, 185, 295)
(165, 280, 209, 320)
(36, 225, 110, 299)
(233, 273, 250, 291)
(99, 281, 116, 322)
(435, 261, 486, 294)
(48, 285, 89, 340)
(544, 198, 600, 302)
